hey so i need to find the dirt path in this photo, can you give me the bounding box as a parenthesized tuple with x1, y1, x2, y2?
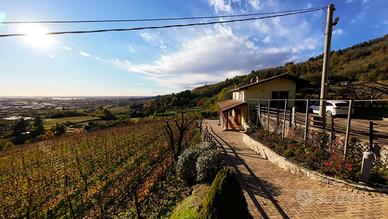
(204, 120, 388, 219)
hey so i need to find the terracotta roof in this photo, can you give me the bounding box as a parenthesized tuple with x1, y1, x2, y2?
(218, 99, 246, 112)
(231, 73, 297, 91)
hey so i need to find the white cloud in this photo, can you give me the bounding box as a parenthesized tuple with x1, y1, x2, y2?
(333, 28, 344, 36)
(208, 0, 233, 13)
(48, 54, 54, 58)
(271, 17, 290, 36)
(140, 32, 167, 51)
(262, 36, 272, 44)
(159, 40, 167, 52)
(291, 38, 318, 53)
(80, 51, 90, 57)
(140, 32, 159, 42)
(306, 3, 312, 8)
(111, 59, 170, 77)
(63, 46, 72, 51)
(113, 26, 294, 89)
(128, 45, 136, 53)
(254, 20, 270, 33)
(93, 56, 101, 60)
(137, 83, 144, 86)
(249, 0, 262, 10)
(362, 0, 369, 4)
(106, 1, 323, 91)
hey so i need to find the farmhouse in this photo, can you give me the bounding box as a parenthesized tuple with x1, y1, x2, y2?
(218, 73, 298, 131)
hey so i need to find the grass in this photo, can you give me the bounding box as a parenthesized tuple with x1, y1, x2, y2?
(44, 116, 99, 128)
(169, 184, 210, 219)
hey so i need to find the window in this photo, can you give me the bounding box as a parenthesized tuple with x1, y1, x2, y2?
(271, 91, 289, 99)
(271, 91, 289, 108)
(334, 102, 348, 107)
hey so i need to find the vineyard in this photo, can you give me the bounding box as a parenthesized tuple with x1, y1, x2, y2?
(0, 119, 200, 218)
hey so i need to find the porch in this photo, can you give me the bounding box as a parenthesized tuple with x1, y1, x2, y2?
(218, 99, 247, 131)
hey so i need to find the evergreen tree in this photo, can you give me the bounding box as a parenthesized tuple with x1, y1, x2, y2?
(102, 109, 116, 121)
(32, 116, 45, 137)
(53, 123, 66, 136)
(12, 118, 28, 136)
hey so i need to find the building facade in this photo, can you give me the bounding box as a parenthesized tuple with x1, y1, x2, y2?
(218, 73, 297, 131)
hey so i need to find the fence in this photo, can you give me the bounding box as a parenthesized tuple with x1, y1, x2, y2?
(247, 98, 388, 167)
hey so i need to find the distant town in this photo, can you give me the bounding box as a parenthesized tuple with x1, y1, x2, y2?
(0, 96, 148, 119)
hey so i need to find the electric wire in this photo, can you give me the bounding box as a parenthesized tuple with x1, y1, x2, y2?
(0, 7, 324, 38)
(2, 7, 325, 24)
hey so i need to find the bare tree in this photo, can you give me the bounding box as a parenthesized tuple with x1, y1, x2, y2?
(165, 112, 196, 160)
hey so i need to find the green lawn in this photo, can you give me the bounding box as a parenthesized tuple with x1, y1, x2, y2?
(44, 116, 99, 129)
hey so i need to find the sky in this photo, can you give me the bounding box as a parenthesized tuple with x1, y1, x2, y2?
(0, 0, 387, 97)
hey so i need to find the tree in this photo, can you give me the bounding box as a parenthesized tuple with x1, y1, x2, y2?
(53, 123, 66, 136)
(32, 116, 45, 137)
(165, 112, 196, 161)
(102, 109, 116, 121)
(12, 118, 28, 136)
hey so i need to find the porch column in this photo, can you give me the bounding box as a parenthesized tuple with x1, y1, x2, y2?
(226, 110, 229, 131)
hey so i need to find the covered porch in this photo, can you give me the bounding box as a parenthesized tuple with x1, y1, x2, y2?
(218, 99, 247, 131)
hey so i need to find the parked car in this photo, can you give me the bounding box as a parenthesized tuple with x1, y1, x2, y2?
(309, 100, 354, 116)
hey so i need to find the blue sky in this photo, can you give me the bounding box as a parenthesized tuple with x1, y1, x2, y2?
(0, 0, 387, 96)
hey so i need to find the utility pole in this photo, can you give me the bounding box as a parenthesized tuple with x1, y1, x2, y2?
(319, 4, 337, 116)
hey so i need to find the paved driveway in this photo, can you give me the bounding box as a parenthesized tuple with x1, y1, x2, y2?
(204, 120, 388, 219)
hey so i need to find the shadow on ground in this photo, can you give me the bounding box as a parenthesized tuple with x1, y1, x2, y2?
(211, 128, 289, 219)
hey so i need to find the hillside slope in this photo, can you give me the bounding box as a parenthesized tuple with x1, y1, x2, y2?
(143, 34, 388, 114)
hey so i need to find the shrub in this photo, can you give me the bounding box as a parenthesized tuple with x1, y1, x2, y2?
(200, 111, 218, 119)
(196, 149, 224, 183)
(198, 169, 252, 219)
(176, 148, 201, 185)
(197, 141, 217, 150)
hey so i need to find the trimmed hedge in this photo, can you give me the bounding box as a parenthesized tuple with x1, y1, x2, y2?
(198, 169, 252, 219)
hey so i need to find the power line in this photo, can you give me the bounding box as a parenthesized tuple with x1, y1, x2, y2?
(0, 8, 323, 38)
(3, 7, 324, 24)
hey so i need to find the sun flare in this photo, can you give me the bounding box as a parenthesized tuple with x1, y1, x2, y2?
(19, 24, 54, 47)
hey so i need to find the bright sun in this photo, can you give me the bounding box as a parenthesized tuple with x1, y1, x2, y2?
(19, 24, 54, 48)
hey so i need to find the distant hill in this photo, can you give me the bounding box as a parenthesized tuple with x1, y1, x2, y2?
(143, 34, 388, 114)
